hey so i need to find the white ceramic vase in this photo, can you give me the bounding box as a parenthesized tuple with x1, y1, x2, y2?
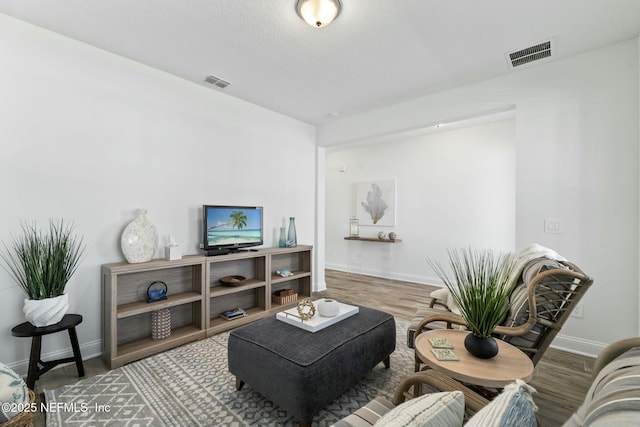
(23, 294, 69, 327)
(121, 209, 158, 263)
(317, 299, 340, 317)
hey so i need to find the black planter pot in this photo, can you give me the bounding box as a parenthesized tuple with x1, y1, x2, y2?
(464, 333, 499, 359)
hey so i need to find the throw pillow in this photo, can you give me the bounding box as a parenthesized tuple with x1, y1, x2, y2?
(0, 362, 29, 423)
(375, 391, 464, 427)
(466, 380, 537, 427)
(502, 257, 572, 349)
(429, 288, 462, 316)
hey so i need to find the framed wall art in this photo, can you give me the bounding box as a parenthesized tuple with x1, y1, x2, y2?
(355, 180, 396, 226)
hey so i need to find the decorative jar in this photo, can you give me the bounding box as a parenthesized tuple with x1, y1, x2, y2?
(349, 217, 359, 237)
(317, 299, 340, 317)
(121, 209, 158, 263)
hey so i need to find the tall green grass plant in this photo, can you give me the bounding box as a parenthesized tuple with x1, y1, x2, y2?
(428, 248, 516, 338)
(1, 220, 85, 300)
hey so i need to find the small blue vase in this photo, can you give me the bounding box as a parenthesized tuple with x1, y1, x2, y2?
(287, 217, 297, 248)
(278, 227, 287, 248)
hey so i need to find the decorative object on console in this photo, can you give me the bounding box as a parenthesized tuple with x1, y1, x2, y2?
(219, 275, 247, 286)
(151, 308, 171, 340)
(378, 231, 386, 240)
(278, 227, 287, 248)
(0, 219, 85, 327)
(297, 299, 316, 320)
(272, 288, 298, 305)
(165, 234, 181, 260)
(146, 281, 168, 303)
(276, 269, 293, 277)
(349, 217, 359, 237)
(428, 248, 516, 359)
(317, 298, 340, 317)
(388, 232, 397, 241)
(220, 308, 247, 321)
(287, 217, 297, 247)
(121, 209, 158, 263)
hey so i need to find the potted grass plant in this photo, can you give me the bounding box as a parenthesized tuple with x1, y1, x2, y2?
(0, 219, 85, 327)
(428, 248, 516, 358)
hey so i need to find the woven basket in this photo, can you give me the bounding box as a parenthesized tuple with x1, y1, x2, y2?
(1, 389, 35, 427)
(272, 292, 298, 305)
(151, 308, 171, 340)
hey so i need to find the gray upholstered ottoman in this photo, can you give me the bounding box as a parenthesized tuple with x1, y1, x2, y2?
(228, 305, 396, 427)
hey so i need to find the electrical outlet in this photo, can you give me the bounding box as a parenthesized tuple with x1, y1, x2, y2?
(571, 302, 584, 318)
(544, 218, 564, 234)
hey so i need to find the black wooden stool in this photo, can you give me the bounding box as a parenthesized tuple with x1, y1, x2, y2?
(11, 313, 85, 389)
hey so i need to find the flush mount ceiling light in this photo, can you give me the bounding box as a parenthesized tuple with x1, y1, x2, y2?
(296, 0, 341, 28)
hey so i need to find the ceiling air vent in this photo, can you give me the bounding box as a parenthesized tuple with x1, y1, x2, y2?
(506, 38, 555, 69)
(204, 74, 231, 89)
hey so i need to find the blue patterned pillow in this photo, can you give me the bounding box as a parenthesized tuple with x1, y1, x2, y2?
(0, 362, 29, 422)
(466, 380, 537, 427)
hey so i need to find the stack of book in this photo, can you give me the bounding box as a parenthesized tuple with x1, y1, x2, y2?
(220, 307, 247, 321)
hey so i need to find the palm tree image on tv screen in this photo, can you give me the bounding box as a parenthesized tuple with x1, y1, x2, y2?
(206, 207, 262, 246)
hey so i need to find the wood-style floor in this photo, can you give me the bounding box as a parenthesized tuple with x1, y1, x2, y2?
(31, 269, 593, 427)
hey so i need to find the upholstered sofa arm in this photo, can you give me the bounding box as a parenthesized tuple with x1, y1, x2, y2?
(592, 337, 640, 377)
(392, 370, 489, 413)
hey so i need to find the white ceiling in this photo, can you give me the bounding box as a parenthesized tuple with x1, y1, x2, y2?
(2, 0, 640, 125)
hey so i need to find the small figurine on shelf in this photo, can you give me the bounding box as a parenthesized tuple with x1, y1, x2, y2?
(276, 269, 294, 277)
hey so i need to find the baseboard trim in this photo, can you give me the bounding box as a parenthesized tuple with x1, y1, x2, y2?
(8, 339, 103, 377)
(550, 334, 607, 358)
(325, 263, 444, 286)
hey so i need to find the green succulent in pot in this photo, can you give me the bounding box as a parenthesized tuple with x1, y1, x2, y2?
(428, 248, 516, 358)
(1, 219, 85, 326)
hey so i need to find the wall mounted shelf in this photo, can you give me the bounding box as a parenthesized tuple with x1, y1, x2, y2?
(344, 237, 402, 243)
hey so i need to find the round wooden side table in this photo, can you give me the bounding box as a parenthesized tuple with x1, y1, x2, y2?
(415, 329, 534, 389)
(11, 314, 85, 389)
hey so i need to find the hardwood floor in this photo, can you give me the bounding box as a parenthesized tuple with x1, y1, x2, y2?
(31, 269, 593, 426)
(318, 270, 594, 427)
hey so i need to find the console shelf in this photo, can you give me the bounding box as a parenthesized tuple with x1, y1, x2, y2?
(116, 291, 203, 318)
(102, 245, 312, 369)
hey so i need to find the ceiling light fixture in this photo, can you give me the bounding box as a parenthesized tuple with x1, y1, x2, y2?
(296, 0, 341, 28)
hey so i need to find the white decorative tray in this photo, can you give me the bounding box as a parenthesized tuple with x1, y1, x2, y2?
(276, 300, 359, 332)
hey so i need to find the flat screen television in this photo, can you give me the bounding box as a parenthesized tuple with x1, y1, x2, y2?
(203, 205, 263, 256)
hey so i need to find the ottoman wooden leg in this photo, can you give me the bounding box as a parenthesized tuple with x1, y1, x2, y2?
(383, 355, 390, 369)
(298, 420, 312, 427)
(236, 377, 245, 390)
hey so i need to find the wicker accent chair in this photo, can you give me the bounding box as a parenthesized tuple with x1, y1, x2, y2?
(409, 258, 594, 372)
(334, 337, 640, 426)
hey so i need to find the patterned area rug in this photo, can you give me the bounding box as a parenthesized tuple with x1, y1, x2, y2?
(45, 319, 414, 427)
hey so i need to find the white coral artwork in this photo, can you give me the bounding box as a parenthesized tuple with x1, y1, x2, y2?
(356, 180, 396, 226)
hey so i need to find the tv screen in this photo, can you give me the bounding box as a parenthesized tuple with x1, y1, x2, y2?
(203, 205, 263, 255)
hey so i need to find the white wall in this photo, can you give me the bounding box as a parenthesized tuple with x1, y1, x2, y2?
(319, 39, 640, 356)
(0, 15, 316, 370)
(325, 119, 516, 283)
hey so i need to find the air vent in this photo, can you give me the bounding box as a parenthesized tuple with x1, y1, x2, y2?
(204, 74, 231, 89)
(506, 38, 555, 69)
